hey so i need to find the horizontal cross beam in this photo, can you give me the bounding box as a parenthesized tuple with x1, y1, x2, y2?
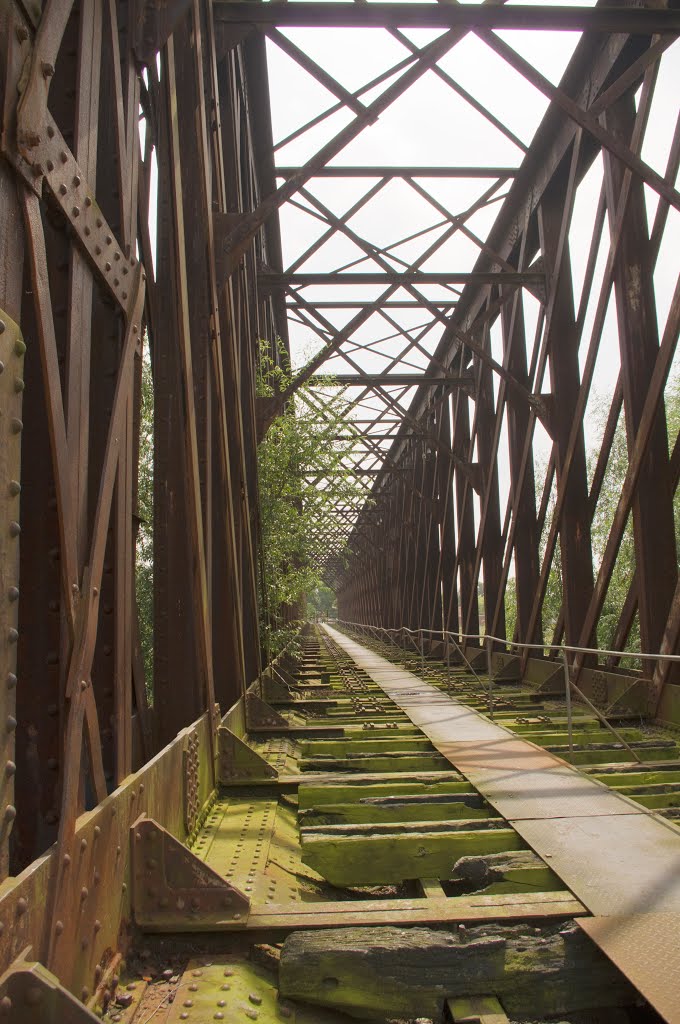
(287, 301, 457, 308)
(214, 4, 680, 33)
(262, 272, 544, 287)
(275, 166, 519, 178)
(309, 373, 472, 387)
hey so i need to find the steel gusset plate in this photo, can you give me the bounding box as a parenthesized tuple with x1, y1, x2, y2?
(131, 817, 250, 931)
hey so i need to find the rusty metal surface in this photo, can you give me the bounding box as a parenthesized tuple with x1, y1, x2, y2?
(578, 913, 680, 1024)
(464, 765, 644, 820)
(0, 0, 679, 1012)
(0, 713, 213, 1003)
(0, 949, 100, 1022)
(0, 310, 22, 879)
(514, 814, 680, 916)
(130, 816, 250, 930)
(165, 956, 355, 1024)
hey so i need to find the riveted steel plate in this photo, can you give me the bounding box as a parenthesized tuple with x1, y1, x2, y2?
(578, 913, 680, 1024)
(166, 957, 361, 1022)
(514, 814, 680, 915)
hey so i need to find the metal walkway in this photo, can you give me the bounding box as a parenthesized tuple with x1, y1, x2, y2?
(323, 625, 680, 1023)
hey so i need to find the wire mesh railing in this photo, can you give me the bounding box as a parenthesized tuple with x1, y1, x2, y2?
(331, 621, 680, 763)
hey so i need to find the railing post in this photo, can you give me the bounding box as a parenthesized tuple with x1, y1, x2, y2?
(485, 636, 495, 720)
(562, 648, 574, 753)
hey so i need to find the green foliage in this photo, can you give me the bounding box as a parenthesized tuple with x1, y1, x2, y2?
(588, 400, 636, 659)
(135, 345, 154, 700)
(307, 583, 337, 620)
(587, 373, 680, 664)
(256, 340, 364, 657)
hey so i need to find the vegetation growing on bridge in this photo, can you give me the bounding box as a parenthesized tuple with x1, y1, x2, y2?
(256, 341, 364, 658)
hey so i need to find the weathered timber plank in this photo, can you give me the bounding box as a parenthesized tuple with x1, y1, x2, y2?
(300, 738, 436, 755)
(301, 828, 523, 886)
(298, 776, 470, 808)
(247, 892, 585, 930)
(451, 851, 563, 894)
(448, 994, 509, 1024)
(299, 754, 449, 773)
(300, 799, 493, 826)
(279, 923, 635, 1018)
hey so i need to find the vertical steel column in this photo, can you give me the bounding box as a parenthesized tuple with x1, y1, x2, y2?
(438, 396, 459, 637)
(502, 293, 541, 643)
(539, 178, 594, 648)
(602, 93, 678, 673)
(474, 333, 505, 640)
(455, 394, 479, 637)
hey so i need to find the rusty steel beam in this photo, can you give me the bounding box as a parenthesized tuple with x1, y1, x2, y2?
(262, 272, 543, 287)
(276, 166, 519, 178)
(1, 0, 680, 1009)
(214, 4, 680, 33)
(309, 374, 472, 388)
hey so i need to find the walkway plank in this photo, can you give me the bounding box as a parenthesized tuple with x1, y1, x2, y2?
(323, 625, 680, 1021)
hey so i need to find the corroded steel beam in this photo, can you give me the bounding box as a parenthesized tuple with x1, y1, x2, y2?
(215, 4, 680, 33)
(309, 374, 473, 388)
(276, 166, 519, 178)
(262, 272, 543, 287)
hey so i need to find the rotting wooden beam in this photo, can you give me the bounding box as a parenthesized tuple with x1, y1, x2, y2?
(278, 923, 635, 1019)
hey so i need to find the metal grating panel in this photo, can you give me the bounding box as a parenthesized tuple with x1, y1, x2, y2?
(469, 765, 644, 820)
(579, 913, 680, 1024)
(514, 814, 680, 915)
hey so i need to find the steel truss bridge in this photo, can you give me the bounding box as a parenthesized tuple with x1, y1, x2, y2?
(1, 2, 680, 1022)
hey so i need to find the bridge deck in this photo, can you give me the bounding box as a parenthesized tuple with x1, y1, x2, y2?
(323, 624, 680, 1022)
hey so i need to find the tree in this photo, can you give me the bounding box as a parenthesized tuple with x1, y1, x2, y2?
(509, 375, 679, 659)
(588, 373, 680, 663)
(307, 584, 337, 620)
(256, 342, 365, 658)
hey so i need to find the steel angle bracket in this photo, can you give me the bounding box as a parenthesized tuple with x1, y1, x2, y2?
(246, 691, 290, 730)
(217, 726, 279, 783)
(465, 648, 488, 671)
(606, 678, 655, 717)
(493, 657, 521, 682)
(261, 668, 294, 703)
(536, 667, 564, 694)
(130, 816, 250, 930)
(0, 947, 99, 1022)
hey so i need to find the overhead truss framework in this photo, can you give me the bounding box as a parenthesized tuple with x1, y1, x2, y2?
(235, 0, 680, 709)
(0, 0, 679, 1008)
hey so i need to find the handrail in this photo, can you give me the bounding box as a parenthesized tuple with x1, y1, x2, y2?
(330, 619, 676, 765)
(336, 620, 680, 663)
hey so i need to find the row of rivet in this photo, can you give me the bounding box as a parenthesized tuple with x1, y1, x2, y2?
(0, 315, 23, 860)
